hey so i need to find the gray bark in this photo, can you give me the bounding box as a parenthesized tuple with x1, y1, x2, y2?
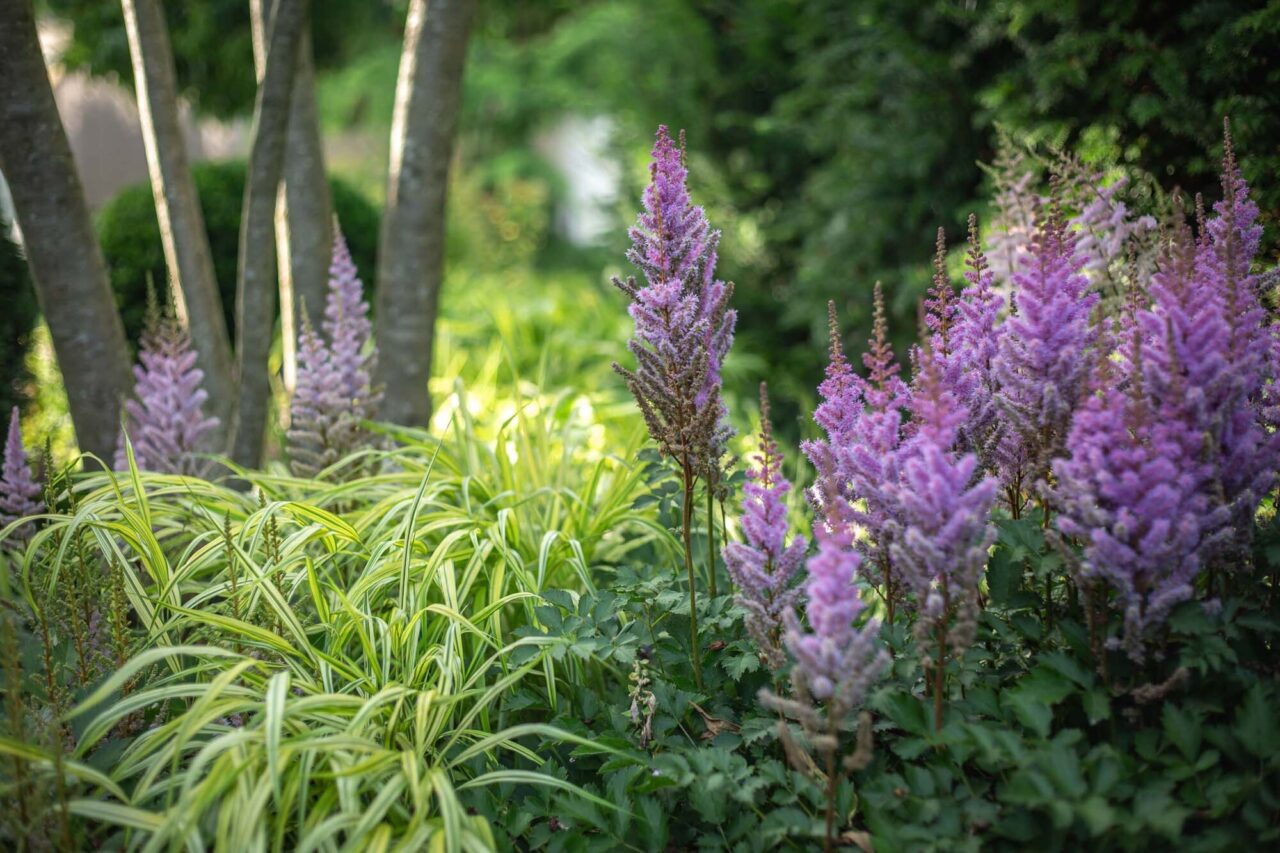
(278, 34, 333, 389)
(230, 0, 307, 468)
(375, 0, 477, 426)
(121, 0, 236, 445)
(0, 0, 132, 461)
(251, 1, 333, 392)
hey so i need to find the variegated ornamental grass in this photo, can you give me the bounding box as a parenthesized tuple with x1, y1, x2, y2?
(1, 375, 665, 850)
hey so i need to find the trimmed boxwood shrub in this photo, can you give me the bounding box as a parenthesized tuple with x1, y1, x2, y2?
(95, 160, 380, 346)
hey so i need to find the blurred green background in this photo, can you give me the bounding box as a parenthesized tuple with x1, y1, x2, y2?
(9, 0, 1279, 441)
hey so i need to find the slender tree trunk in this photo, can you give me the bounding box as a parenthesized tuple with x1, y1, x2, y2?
(376, 0, 477, 426)
(230, 0, 307, 468)
(251, 1, 332, 393)
(0, 0, 131, 461)
(121, 0, 235, 445)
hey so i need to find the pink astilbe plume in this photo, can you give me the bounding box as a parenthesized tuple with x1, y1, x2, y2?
(1053, 336, 1219, 663)
(115, 307, 219, 476)
(323, 226, 380, 414)
(1187, 122, 1277, 557)
(1, 408, 42, 543)
(950, 215, 1006, 467)
(288, 226, 381, 478)
(724, 384, 807, 671)
(990, 193, 1099, 510)
(613, 126, 737, 490)
(890, 350, 997, 677)
(803, 285, 909, 617)
(771, 526, 889, 710)
(1070, 176, 1157, 283)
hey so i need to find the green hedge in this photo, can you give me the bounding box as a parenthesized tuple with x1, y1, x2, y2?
(95, 160, 380, 347)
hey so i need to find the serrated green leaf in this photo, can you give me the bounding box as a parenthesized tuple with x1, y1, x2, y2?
(1162, 704, 1201, 762)
(1236, 682, 1279, 758)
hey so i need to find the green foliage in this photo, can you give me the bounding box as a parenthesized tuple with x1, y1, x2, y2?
(94, 160, 379, 347)
(41, 0, 400, 119)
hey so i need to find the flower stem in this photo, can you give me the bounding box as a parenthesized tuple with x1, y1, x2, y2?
(706, 485, 718, 600)
(824, 729, 838, 853)
(681, 463, 703, 690)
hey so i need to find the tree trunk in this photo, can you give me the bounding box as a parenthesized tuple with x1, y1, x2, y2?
(230, 0, 306, 468)
(0, 0, 132, 461)
(375, 0, 477, 426)
(251, 1, 332, 393)
(121, 0, 236, 446)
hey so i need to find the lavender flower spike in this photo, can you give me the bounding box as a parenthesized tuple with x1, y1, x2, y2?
(613, 126, 737, 488)
(115, 307, 219, 476)
(288, 225, 382, 478)
(803, 286, 910, 618)
(1, 408, 42, 543)
(323, 224, 381, 416)
(724, 384, 807, 670)
(891, 350, 997, 671)
(1054, 335, 1215, 662)
(781, 525, 889, 710)
(990, 191, 1098, 507)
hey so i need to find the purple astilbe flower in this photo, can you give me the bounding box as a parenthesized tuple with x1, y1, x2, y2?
(950, 215, 1006, 467)
(1070, 176, 1158, 284)
(1, 408, 42, 543)
(322, 225, 381, 416)
(115, 309, 219, 476)
(1189, 124, 1276, 557)
(990, 193, 1099, 511)
(890, 350, 997, 727)
(287, 228, 382, 479)
(782, 527, 888, 706)
(759, 524, 888, 851)
(287, 318, 349, 478)
(613, 126, 737, 490)
(1053, 336, 1217, 663)
(803, 286, 910, 620)
(724, 384, 807, 671)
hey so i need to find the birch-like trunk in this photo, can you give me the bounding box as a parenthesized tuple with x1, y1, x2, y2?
(0, 0, 132, 461)
(230, 0, 306, 468)
(251, 0, 332, 393)
(375, 0, 477, 426)
(121, 0, 236, 445)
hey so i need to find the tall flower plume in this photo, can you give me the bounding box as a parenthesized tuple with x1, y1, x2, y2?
(724, 384, 807, 671)
(950, 215, 1005, 466)
(323, 225, 380, 415)
(115, 305, 219, 476)
(990, 192, 1099, 509)
(890, 349, 997, 698)
(1188, 122, 1276, 558)
(1053, 335, 1217, 662)
(802, 285, 909, 618)
(288, 225, 381, 479)
(774, 526, 889, 710)
(1, 408, 42, 543)
(613, 125, 737, 489)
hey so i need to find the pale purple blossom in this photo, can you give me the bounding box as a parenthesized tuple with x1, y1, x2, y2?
(724, 384, 806, 670)
(115, 310, 219, 476)
(1, 408, 42, 542)
(990, 196, 1099, 507)
(287, 226, 381, 478)
(890, 351, 997, 662)
(613, 126, 736, 490)
(782, 525, 888, 707)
